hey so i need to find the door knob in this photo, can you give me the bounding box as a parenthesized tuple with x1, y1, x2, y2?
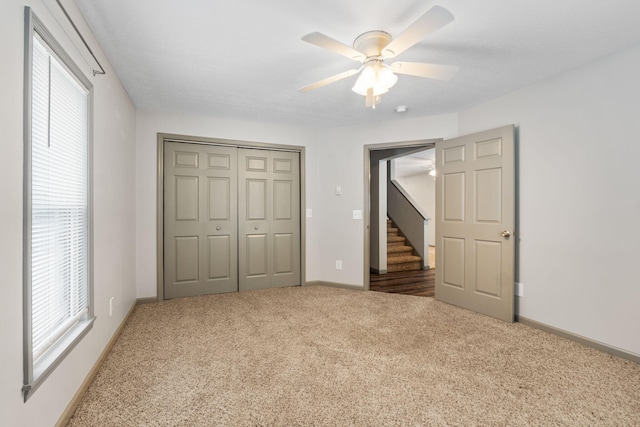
(254, 226, 259, 230)
(501, 230, 511, 238)
(216, 226, 221, 231)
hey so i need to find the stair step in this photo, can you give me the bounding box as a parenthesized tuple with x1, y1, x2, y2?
(385, 219, 421, 271)
(388, 254, 422, 272)
(387, 255, 422, 264)
(387, 236, 406, 246)
(387, 245, 414, 255)
(388, 261, 422, 272)
(387, 255, 423, 272)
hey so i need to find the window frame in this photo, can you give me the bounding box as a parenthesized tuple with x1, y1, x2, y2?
(22, 7, 95, 401)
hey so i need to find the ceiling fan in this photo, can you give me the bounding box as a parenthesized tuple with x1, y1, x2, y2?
(298, 6, 459, 108)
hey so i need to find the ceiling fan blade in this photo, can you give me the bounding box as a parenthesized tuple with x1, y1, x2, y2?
(391, 62, 459, 81)
(382, 6, 454, 58)
(298, 68, 361, 93)
(302, 32, 366, 62)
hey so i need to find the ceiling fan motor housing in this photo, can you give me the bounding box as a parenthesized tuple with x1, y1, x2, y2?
(353, 31, 393, 58)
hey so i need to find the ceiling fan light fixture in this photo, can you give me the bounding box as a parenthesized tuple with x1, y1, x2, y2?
(352, 64, 377, 95)
(352, 62, 398, 99)
(378, 66, 398, 89)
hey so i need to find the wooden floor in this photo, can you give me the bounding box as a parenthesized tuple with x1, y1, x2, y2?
(370, 268, 435, 297)
(370, 246, 436, 297)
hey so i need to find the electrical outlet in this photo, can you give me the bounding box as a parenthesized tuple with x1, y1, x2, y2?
(109, 297, 114, 316)
(515, 283, 523, 297)
(306, 209, 313, 218)
(352, 210, 362, 220)
(335, 260, 342, 270)
(335, 186, 342, 196)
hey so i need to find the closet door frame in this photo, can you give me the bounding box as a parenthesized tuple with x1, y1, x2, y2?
(155, 133, 306, 301)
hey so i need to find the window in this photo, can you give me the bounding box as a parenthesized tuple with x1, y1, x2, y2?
(23, 8, 94, 401)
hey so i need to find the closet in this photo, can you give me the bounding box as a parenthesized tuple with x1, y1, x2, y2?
(163, 141, 300, 299)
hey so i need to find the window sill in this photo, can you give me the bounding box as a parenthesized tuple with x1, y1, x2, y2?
(23, 316, 95, 401)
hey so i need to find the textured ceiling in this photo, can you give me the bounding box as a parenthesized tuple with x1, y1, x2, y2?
(75, 0, 640, 129)
(395, 148, 435, 179)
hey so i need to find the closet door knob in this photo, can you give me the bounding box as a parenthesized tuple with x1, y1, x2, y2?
(216, 226, 221, 231)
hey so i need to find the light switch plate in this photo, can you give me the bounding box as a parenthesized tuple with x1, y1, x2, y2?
(306, 209, 312, 218)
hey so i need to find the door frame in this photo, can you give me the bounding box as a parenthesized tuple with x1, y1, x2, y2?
(363, 138, 440, 290)
(156, 133, 306, 301)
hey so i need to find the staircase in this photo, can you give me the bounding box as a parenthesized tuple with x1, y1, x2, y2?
(386, 219, 423, 272)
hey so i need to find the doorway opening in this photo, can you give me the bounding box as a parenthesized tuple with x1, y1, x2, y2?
(365, 126, 516, 321)
(364, 139, 439, 295)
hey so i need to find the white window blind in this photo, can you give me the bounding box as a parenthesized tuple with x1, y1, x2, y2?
(24, 9, 94, 400)
(31, 36, 89, 360)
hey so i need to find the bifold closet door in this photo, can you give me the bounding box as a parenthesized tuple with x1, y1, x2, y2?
(164, 142, 238, 299)
(238, 148, 301, 291)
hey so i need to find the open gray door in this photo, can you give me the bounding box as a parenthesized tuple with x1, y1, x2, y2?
(435, 125, 515, 322)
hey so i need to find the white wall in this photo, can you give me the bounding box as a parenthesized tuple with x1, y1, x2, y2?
(314, 114, 458, 286)
(135, 110, 318, 298)
(0, 1, 137, 425)
(458, 45, 640, 356)
(395, 171, 436, 246)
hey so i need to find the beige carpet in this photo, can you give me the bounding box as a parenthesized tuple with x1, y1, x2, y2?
(68, 286, 639, 426)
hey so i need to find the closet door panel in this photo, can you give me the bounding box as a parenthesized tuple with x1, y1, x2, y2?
(164, 142, 238, 298)
(238, 149, 300, 291)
